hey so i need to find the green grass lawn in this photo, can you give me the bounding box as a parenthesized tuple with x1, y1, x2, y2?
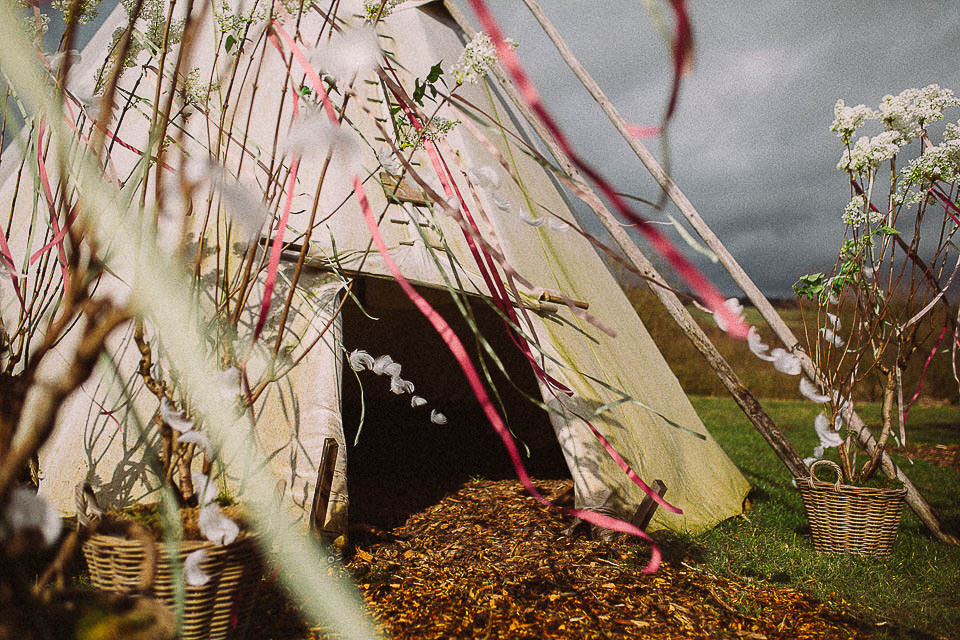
(645, 396, 960, 639)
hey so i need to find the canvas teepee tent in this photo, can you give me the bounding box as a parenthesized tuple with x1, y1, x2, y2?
(1, 0, 749, 536)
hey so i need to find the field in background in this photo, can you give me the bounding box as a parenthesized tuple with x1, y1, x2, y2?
(626, 288, 959, 404)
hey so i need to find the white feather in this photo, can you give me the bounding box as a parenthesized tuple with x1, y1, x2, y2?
(389, 376, 415, 395)
(799, 377, 831, 403)
(771, 349, 802, 375)
(430, 410, 447, 424)
(161, 398, 195, 433)
(814, 413, 843, 448)
(747, 326, 777, 362)
(184, 549, 211, 586)
(198, 503, 239, 546)
(348, 349, 375, 372)
(411, 395, 427, 408)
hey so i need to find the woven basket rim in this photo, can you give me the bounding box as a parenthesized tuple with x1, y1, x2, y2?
(85, 531, 256, 552)
(795, 477, 908, 498)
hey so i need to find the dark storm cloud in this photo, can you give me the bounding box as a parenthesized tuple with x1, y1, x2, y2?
(457, 0, 960, 296)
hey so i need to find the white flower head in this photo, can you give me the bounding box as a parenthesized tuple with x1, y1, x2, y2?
(814, 412, 843, 448)
(161, 397, 195, 433)
(198, 503, 239, 546)
(184, 548, 211, 586)
(430, 409, 447, 424)
(879, 85, 960, 144)
(841, 194, 882, 227)
(348, 349, 375, 372)
(452, 33, 516, 85)
(830, 99, 879, 141)
(4, 488, 62, 546)
(282, 109, 364, 171)
(837, 131, 901, 174)
(362, 0, 406, 22)
(309, 27, 381, 82)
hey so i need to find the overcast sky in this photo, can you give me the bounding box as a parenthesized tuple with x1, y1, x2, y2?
(61, 1, 960, 297)
(454, 0, 960, 297)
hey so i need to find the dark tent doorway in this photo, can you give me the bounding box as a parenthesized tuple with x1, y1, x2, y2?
(340, 277, 570, 530)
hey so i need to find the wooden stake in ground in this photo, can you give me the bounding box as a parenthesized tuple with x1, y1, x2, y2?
(310, 438, 340, 539)
(514, 0, 957, 545)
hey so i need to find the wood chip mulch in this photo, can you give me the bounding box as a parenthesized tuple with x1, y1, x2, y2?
(281, 479, 876, 640)
(892, 443, 960, 471)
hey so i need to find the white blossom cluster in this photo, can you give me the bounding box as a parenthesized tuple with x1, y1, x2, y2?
(836, 131, 900, 174)
(879, 84, 960, 144)
(893, 119, 960, 205)
(830, 100, 879, 142)
(362, 0, 405, 22)
(840, 194, 882, 227)
(452, 33, 516, 85)
(396, 116, 460, 149)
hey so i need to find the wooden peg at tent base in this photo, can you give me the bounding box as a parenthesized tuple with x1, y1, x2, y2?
(309, 438, 339, 540)
(630, 479, 667, 532)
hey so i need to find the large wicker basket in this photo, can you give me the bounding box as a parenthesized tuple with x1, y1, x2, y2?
(83, 533, 260, 640)
(796, 460, 906, 556)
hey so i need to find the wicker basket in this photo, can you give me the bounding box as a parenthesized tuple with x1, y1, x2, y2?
(83, 533, 260, 640)
(795, 460, 906, 556)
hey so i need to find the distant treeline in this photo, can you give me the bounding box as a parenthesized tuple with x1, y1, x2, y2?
(626, 288, 959, 405)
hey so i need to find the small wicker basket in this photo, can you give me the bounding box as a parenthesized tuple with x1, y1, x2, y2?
(795, 460, 906, 556)
(83, 533, 260, 640)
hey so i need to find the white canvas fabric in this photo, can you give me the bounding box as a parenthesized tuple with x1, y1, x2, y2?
(1, 0, 750, 534)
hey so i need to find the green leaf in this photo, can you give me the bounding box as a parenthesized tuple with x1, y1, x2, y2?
(876, 225, 900, 236)
(297, 85, 312, 97)
(427, 61, 443, 83)
(224, 33, 236, 53)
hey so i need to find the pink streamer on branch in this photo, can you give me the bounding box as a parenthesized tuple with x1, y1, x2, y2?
(36, 121, 71, 290)
(466, 0, 745, 339)
(354, 175, 661, 571)
(903, 325, 947, 421)
(270, 21, 677, 567)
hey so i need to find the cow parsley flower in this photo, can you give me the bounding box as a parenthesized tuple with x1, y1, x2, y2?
(362, 0, 405, 22)
(830, 99, 879, 142)
(879, 84, 960, 144)
(452, 33, 516, 85)
(841, 195, 882, 226)
(837, 131, 900, 174)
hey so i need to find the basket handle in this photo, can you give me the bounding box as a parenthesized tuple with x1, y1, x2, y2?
(807, 460, 843, 491)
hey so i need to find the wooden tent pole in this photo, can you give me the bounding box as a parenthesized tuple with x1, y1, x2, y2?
(441, 1, 807, 480)
(516, 0, 958, 544)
